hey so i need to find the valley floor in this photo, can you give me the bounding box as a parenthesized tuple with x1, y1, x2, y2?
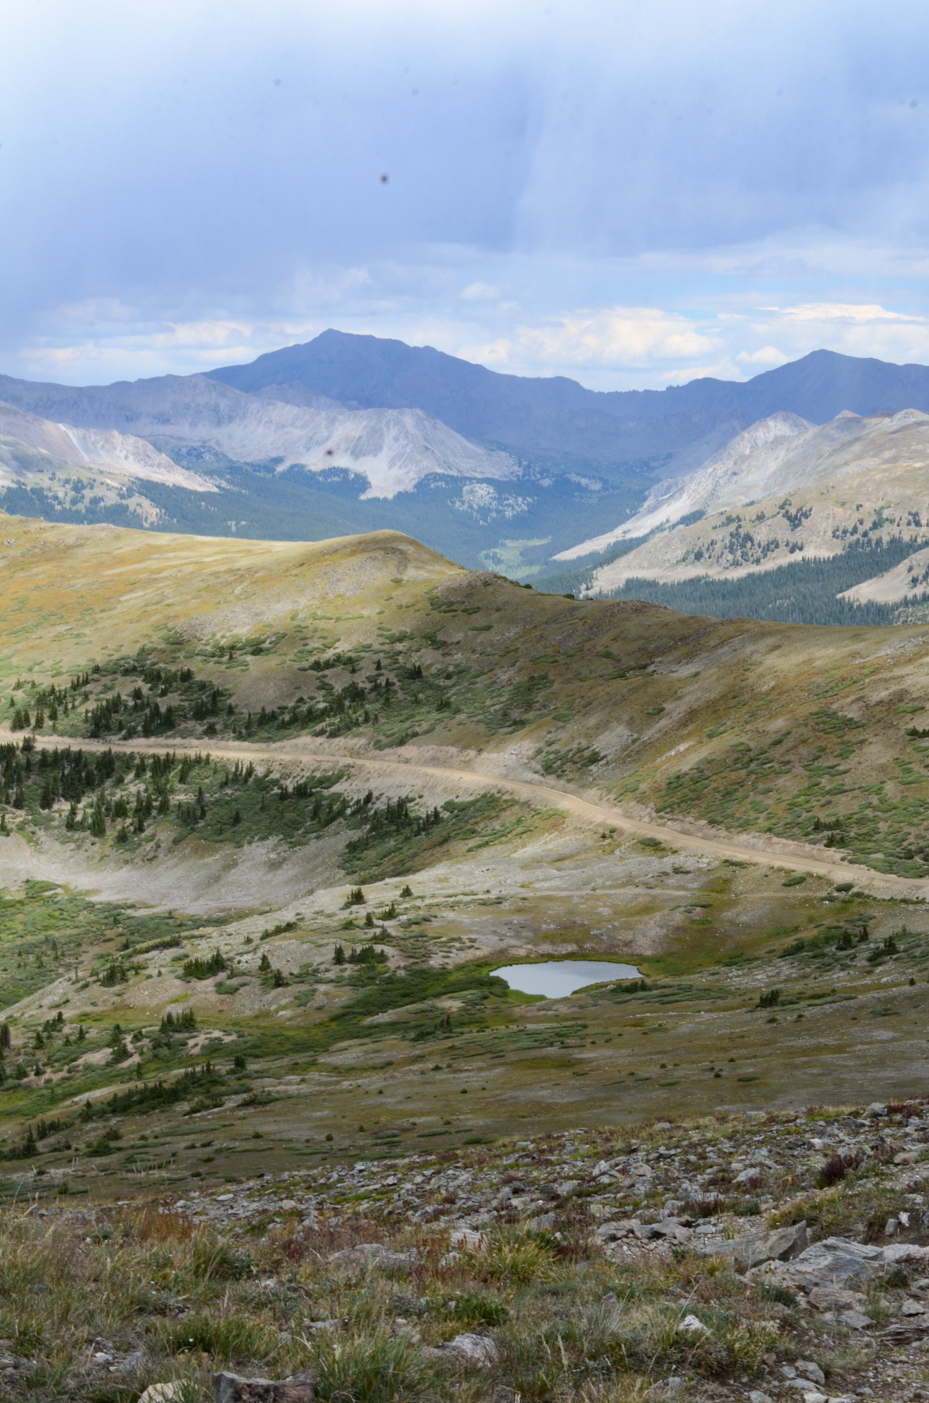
(4, 518, 929, 1403)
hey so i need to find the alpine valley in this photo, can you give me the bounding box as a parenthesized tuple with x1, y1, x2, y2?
(6, 343, 929, 1403)
(6, 332, 929, 622)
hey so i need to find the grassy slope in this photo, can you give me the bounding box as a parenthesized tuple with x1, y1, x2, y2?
(2, 513, 929, 1197)
(5, 511, 929, 878)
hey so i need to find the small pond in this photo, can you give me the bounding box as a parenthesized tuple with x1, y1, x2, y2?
(492, 959, 641, 999)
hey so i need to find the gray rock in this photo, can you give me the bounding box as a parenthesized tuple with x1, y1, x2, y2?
(449, 1229, 487, 1251)
(838, 1310, 872, 1329)
(748, 1393, 774, 1403)
(796, 1360, 825, 1386)
(593, 1219, 637, 1243)
(756, 1236, 884, 1292)
(676, 1313, 708, 1335)
(440, 1333, 499, 1368)
(704, 1219, 809, 1270)
(807, 1286, 867, 1313)
(880, 1242, 929, 1266)
(651, 1219, 693, 1243)
(138, 1388, 182, 1403)
(212, 1372, 315, 1403)
(328, 1243, 412, 1272)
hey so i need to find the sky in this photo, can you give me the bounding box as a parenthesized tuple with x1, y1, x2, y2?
(3, 0, 929, 391)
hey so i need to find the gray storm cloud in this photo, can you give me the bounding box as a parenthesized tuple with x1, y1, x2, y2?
(2, 0, 928, 384)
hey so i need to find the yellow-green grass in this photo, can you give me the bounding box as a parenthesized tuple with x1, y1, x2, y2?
(3, 514, 929, 1190)
(4, 512, 929, 880)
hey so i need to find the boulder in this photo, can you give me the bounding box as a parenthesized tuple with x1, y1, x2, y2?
(649, 1219, 693, 1244)
(676, 1314, 708, 1335)
(703, 1220, 809, 1271)
(440, 1333, 499, 1368)
(879, 1242, 929, 1266)
(212, 1372, 316, 1403)
(327, 1243, 412, 1272)
(839, 1311, 872, 1330)
(795, 1360, 826, 1386)
(753, 1236, 885, 1292)
(595, 1217, 691, 1248)
(593, 1220, 637, 1243)
(807, 1286, 867, 1314)
(138, 1388, 182, 1403)
(449, 1229, 487, 1251)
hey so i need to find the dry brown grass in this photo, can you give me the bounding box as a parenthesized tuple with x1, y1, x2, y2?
(0, 1190, 886, 1403)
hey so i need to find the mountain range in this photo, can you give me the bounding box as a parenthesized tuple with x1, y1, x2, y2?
(206, 331, 929, 465)
(5, 331, 929, 614)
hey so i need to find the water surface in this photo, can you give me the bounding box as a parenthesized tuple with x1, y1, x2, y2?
(493, 959, 641, 999)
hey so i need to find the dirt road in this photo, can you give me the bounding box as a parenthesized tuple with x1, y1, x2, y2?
(28, 731, 929, 902)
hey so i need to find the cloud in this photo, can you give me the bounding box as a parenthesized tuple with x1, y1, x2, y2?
(739, 301, 929, 368)
(763, 302, 922, 324)
(737, 346, 790, 367)
(460, 282, 501, 301)
(17, 317, 321, 382)
(476, 307, 719, 372)
(5, 1, 929, 387)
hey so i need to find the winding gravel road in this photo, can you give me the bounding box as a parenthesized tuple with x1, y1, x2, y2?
(28, 731, 929, 902)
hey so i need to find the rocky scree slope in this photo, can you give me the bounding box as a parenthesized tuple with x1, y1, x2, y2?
(9, 1100, 929, 1403)
(0, 375, 517, 500)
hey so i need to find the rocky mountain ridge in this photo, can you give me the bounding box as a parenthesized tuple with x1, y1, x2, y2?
(575, 409, 929, 600)
(0, 402, 217, 493)
(9, 336, 929, 602)
(208, 333, 929, 470)
(0, 376, 517, 501)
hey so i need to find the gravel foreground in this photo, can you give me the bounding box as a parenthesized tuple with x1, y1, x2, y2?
(5, 1100, 929, 1403)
